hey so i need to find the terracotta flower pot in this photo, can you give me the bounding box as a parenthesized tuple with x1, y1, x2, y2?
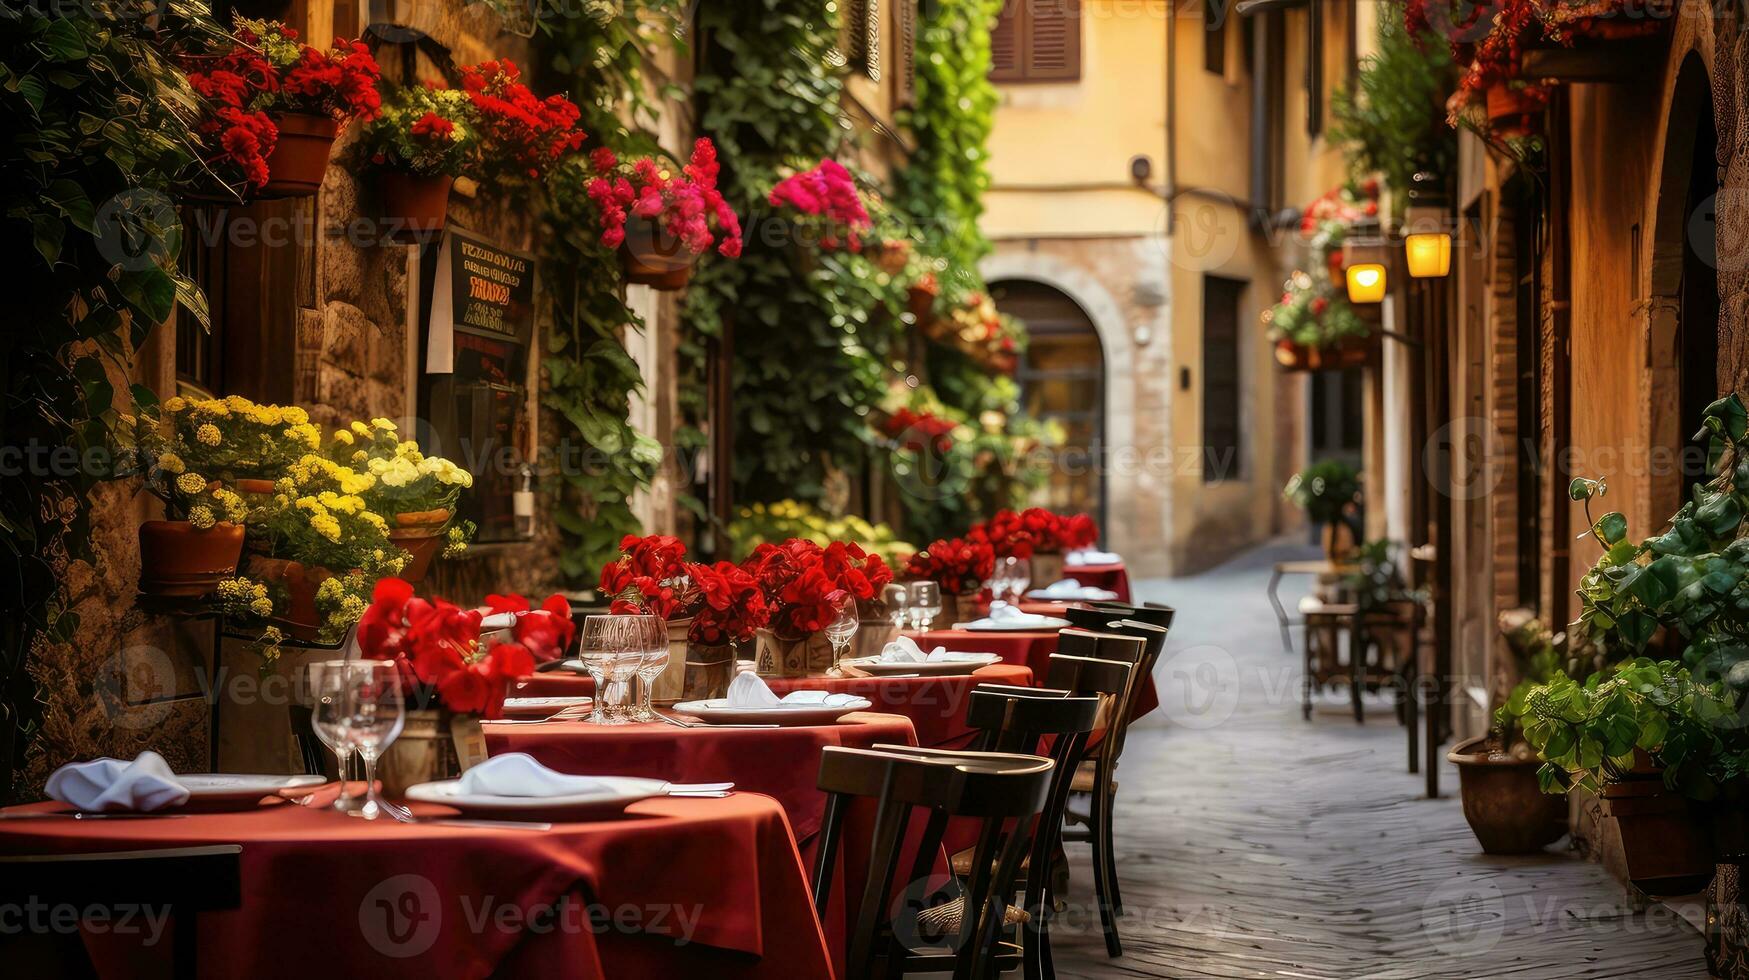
(228, 478, 278, 495)
(753, 629, 836, 678)
(1447, 736, 1569, 854)
(907, 284, 937, 321)
(377, 171, 454, 241)
(247, 556, 334, 642)
(1274, 336, 1374, 373)
(1485, 84, 1543, 140)
(1030, 551, 1066, 590)
(389, 508, 451, 584)
(1602, 774, 1715, 895)
(261, 112, 339, 198)
(138, 520, 245, 597)
(619, 218, 696, 290)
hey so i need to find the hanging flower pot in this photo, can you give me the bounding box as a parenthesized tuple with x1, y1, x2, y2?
(248, 556, 334, 642)
(138, 520, 245, 597)
(1485, 84, 1544, 141)
(260, 112, 340, 198)
(388, 508, 452, 584)
(377, 171, 454, 242)
(619, 218, 696, 290)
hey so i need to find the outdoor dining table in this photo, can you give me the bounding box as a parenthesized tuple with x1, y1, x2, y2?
(511, 663, 1035, 749)
(0, 791, 833, 980)
(1062, 561, 1131, 602)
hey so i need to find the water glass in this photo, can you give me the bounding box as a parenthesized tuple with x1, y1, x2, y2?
(630, 616, 669, 723)
(580, 615, 632, 725)
(825, 592, 860, 663)
(909, 581, 942, 631)
(1001, 556, 1030, 604)
(339, 661, 407, 821)
(883, 583, 909, 632)
(305, 661, 364, 813)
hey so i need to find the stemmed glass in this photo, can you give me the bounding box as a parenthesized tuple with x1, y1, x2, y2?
(909, 581, 941, 631)
(629, 616, 669, 723)
(825, 592, 860, 664)
(1001, 556, 1030, 604)
(882, 583, 909, 632)
(579, 615, 629, 725)
(305, 660, 364, 813)
(334, 661, 408, 821)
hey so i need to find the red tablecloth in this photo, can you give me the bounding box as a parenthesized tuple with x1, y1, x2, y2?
(1064, 562, 1131, 602)
(485, 711, 916, 843)
(0, 793, 830, 980)
(513, 664, 1034, 750)
(917, 628, 1159, 721)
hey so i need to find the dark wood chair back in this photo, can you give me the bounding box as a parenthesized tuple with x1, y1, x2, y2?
(1096, 619, 1170, 760)
(0, 844, 243, 977)
(812, 746, 1055, 980)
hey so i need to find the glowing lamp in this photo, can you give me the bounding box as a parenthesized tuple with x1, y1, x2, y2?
(1405, 232, 1452, 278)
(1345, 263, 1387, 304)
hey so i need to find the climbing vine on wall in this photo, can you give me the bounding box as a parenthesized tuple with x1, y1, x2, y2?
(533, 1, 679, 582)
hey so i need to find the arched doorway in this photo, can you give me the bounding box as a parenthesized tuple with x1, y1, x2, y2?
(991, 279, 1107, 532)
(1649, 53, 1720, 518)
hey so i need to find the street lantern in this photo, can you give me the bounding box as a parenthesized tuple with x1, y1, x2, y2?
(1403, 204, 1452, 278)
(1345, 263, 1387, 304)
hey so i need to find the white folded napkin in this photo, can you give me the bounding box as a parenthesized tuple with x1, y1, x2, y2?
(1031, 578, 1120, 601)
(726, 670, 861, 707)
(456, 753, 614, 798)
(45, 752, 190, 813)
(878, 636, 991, 663)
(956, 601, 1057, 630)
(1066, 549, 1122, 567)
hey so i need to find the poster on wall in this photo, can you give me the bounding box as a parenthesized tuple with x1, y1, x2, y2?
(421, 229, 536, 544)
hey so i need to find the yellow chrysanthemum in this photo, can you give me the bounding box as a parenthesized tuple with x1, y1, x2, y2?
(310, 515, 342, 542)
(195, 423, 222, 447)
(371, 418, 398, 432)
(250, 597, 274, 617)
(188, 506, 215, 530)
(332, 429, 354, 446)
(175, 472, 206, 495)
(157, 452, 186, 475)
(163, 396, 187, 413)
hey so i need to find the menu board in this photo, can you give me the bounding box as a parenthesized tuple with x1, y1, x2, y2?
(421, 230, 537, 543)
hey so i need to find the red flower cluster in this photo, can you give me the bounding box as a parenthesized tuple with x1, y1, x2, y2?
(278, 38, 381, 120)
(768, 159, 871, 251)
(599, 533, 691, 621)
(688, 561, 769, 646)
(186, 46, 278, 189)
(970, 508, 1076, 558)
(459, 59, 585, 180)
(410, 111, 454, 140)
(587, 139, 744, 258)
(904, 537, 995, 596)
(1062, 513, 1099, 550)
(357, 579, 569, 719)
(743, 538, 892, 637)
(881, 407, 957, 454)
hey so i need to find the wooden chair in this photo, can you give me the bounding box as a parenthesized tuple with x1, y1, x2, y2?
(0, 844, 242, 977)
(1299, 594, 1358, 721)
(811, 745, 1055, 980)
(941, 687, 1103, 980)
(1045, 638, 1145, 959)
(1064, 602, 1174, 632)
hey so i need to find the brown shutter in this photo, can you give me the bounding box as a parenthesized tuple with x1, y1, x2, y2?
(1026, 0, 1081, 81)
(990, 0, 1023, 81)
(896, 0, 917, 107)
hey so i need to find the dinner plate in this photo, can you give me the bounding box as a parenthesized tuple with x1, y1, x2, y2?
(838, 654, 1001, 676)
(501, 696, 593, 718)
(957, 617, 1069, 632)
(1026, 588, 1117, 602)
(670, 697, 872, 727)
(404, 776, 671, 821)
(172, 774, 327, 810)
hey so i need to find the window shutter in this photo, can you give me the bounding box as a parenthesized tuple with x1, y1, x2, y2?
(990, 0, 1023, 81)
(896, 0, 917, 107)
(1026, 0, 1081, 81)
(842, 0, 880, 80)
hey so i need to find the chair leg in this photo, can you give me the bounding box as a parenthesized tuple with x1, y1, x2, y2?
(1101, 786, 1123, 915)
(1349, 626, 1366, 725)
(1301, 625, 1314, 721)
(1088, 781, 1123, 958)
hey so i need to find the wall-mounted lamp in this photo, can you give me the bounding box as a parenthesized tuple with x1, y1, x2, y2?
(1403, 205, 1452, 278)
(1345, 263, 1387, 304)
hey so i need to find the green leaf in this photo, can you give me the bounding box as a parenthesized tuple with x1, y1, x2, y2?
(1594, 511, 1628, 545)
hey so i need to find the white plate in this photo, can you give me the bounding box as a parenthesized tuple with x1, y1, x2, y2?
(957, 617, 1069, 632)
(502, 696, 593, 718)
(172, 774, 327, 810)
(1026, 589, 1117, 602)
(670, 697, 872, 727)
(405, 776, 670, 820)
(839, 654, 1002, 676)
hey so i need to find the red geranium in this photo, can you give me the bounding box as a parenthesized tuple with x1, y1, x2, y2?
(904, 537, 995, 596)
(587, 138, 744, 258)
(969, 509, 1035, 559)
(599, 533, 694, 621)
(459, 59, 585, 181)
(768, 159, 871, 251)
(357, 578, 550, 719)
(742, 537, 886, 636)
(1061, 513, 1100, 550)
(881, 407, 958, 454)
(688, 561, 770, 645)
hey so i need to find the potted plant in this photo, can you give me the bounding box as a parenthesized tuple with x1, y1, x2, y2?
(1283, 459, 1363, 562)
(127, 405, 252, 597)
(600, 538, 771, 701)
(357, 578, 568, 793)
(185, 17, 380, 198)
(1265, 183, 1379, 370)
(583, 139, 743, 290)
(744, 538, 892, 677)
(768, 158, 873, 253)
(329, 418, 474, 583)
(458, 59, 585, 185)
(357, 82, 478, 240)
(1449, 610, 1572, 854)
(904, 536, 996, 630)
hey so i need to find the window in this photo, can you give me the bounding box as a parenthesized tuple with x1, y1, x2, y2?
(990, 0, 1082, 83)
(840, 0, 881, 80)
(1202, 275, 1246, 482)
(1203, 0, 1225, 75)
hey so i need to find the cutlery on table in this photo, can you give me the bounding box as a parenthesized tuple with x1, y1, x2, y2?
(0, 811, 189, 820)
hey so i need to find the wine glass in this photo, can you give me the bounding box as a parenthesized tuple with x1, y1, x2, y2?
(630, 615, 669, 723)
(339, 661, 407, 821)
(909, 581, 941, 631)
(825, 592, 860, 664)
(305, 661, 364, 813)
(882, 583, 909, 632)
(1003, 556, 1031, 604)
(579, 615, 633, 725)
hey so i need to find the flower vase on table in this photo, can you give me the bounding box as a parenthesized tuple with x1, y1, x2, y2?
(754, 629, 837, 678)
(1029, 551, 1065, 590)
(379, 708, 487, 796)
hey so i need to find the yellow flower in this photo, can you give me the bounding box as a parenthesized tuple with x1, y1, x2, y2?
(333, 429, 354, 446)
(250, 597, 274, 617)
(163, 396, 186, 413)
(188, 506, 215, 529)
(371, 418, 398, 432)
(157, 452, 185, 475)
(262, 625, 285, 644)
(195, 423, 222, 447)
(316, 578, 344, 602)
(175, 472, 207, 495)
(350, 421, 371, 437)
(281, 406, 309, 426)
(310, 514, 342, 542)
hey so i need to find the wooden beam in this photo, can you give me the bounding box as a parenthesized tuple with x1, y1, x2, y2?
(1522, 40, 1665, 83)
